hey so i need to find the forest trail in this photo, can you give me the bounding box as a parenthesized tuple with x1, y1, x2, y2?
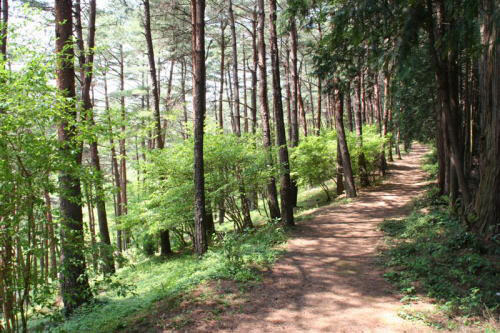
(173, 144, 433, 333)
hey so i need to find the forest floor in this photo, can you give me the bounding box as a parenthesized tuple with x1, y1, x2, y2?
(128, 144, 456, 332)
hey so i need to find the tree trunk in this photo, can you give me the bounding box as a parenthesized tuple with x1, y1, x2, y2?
(336, 140, 345, 196)
(144, 0, 171, 255)
(228, 0, 241, 135)
(426, 0, 471, 208)
(269, 0, 294, 226)
(298, 76, 307, 137)
(76, 0, 115, 274)
(346, 82, 354, 132)
(191, 0, 208, 255)
(251, 9, 258, 134)
(104, 72, 123, 252)
(243, 50, 249, 133)
(257, 0, 281, 221)
(334, 85, 357, 198)
(55, 0, 91, 315)
(475, 0, 499, 239)
(119, 45, 129, 250)
(218, 20, 226, 130)
(289, 19, 300, 206)
(316, 78, 322, 135)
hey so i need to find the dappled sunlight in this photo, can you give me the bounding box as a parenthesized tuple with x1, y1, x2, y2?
(166, 144, 437, 332)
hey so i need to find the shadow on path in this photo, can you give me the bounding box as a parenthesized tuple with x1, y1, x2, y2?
(179, 145, 432, 333)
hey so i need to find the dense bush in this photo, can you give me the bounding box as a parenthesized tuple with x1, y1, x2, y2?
(290, 133, 337, 200)
(123, 132, 271, 247)
(347, 124, 388, 180)
(290, 126, 387, 200)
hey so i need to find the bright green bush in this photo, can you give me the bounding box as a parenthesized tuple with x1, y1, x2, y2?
(347, 124, 387, 179)
(126, 133, 271, 246)
(290, 133, 337, 200)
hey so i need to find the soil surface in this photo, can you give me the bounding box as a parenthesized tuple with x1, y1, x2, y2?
(140, 144, 435, 332)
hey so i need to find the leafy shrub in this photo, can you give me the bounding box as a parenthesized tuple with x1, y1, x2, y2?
(347, 124, 387, 180)
(290, 134, 336, 200)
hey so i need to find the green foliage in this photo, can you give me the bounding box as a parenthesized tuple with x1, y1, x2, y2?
(380, 189, 499, 318)
(290, 126, 386, 199)
(123, 132, 271, 247)
(421, 147, 439, 179)
(35, 224, 285, 332)
(346, 125, 387, 178)
(290, 133, 336, 199)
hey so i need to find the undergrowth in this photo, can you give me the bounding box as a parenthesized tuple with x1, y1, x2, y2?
(31, 223, 286, 332)
(380, 150, 499, 320)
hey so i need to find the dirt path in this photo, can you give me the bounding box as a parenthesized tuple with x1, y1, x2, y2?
(204, 144, 431, 333)
(154, 144, 432, 332)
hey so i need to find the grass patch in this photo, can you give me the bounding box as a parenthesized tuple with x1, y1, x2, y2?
(379, 188, 499, 320)
(31, 177, 346, 332)
(31, 223, 286, 332)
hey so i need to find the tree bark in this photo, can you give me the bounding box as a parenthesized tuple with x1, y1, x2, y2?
(228, 0, 241, 135)
(76, 0, 115, 274)
(119, 45, 129, 250)
(346, 82, 354, 131)
(257, 0, 281, 221)
(251, 9, 258, 134)
(289, 18, 300, 206)
(334, 85, 357, 198)
(269, 0, 294, 226)
(475, 0, 499, 239)
(218, 20, 226, 130)
(426, 0, 472, 209)
(55, 0, 91, 315)
(143, 0, 171, 255)
(191, 0, 208, 255)
(104, 72, 123, 252)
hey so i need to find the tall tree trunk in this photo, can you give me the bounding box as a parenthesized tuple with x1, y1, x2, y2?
(336, 140, 344, 195)
(84, 184, 98, 272)
(104, 72, 123, 252)
(374, 74, 382, 134)
(191, 0, 208, 255)
(380, 71, 391, 176)
(475, 0, 499, 238)
(257, 0, 281, 221)
(284, 49, 292, 141)
(250, 10, 258, 134)
(426, 0, 471, 208)
(218, 20, 226, 130)
(289, 18, 300, 206)
(346, 82, 354, 131)
(76, 0, 114, 274)
(298, 75, 307, 136)
(144, 0, 164, 150)
(436, 103, 447, 194)
(44, 191, 58, 280)
(354, 77, 370, 186)
(144, 0, 171, 255)
(243, 51, 249, 133)
(55, 0, 91, 315)
(269, 0, 294, 226)
(316, 78, 322, 135)
(228, 0, 241, 135)
(119, 45, 129, 250)
(334, 86, 357, 198)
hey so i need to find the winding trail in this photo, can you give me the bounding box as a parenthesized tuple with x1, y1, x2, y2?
(139, 144, 432, 332)
(197, 144, 432, 332)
